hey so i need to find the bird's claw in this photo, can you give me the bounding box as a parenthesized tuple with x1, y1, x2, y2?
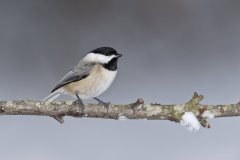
(94, 97, 111, 111)
(75, 94, 85, 116)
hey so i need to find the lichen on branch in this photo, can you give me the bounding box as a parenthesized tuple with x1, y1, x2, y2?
(0, 93, 240, 131)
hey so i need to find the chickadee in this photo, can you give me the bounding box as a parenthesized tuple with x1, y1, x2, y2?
(43, 47, 122, 110)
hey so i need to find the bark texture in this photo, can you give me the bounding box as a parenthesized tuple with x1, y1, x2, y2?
(0, 93, 240, 128)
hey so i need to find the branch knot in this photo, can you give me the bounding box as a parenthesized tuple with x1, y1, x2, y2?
(185, 92, 204, 112)
(132, 98, 145, 113)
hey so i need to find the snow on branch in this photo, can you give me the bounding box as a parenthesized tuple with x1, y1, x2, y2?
(0, 92, 240, 131)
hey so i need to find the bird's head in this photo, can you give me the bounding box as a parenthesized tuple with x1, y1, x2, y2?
(84, 47, 122, 64)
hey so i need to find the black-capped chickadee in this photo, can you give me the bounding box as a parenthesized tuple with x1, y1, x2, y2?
(43, 47, 122, 110)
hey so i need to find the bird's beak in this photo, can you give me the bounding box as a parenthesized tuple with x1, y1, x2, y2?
(116, 54, 123, 58)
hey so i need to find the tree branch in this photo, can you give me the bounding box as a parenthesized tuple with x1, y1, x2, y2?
(0, 92, 240, 129)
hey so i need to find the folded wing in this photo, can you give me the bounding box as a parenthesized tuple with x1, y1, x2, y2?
(51, 62, 96, 93)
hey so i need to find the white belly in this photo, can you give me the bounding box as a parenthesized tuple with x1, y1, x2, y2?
(82, 69, 117, 99)
(63, 66, 117, 100)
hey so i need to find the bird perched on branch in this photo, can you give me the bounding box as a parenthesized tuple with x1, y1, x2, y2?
(43, 47, 122, 112)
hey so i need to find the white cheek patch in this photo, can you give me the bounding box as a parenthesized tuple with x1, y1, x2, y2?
(96, 54, 116, 63)
(84, 53, 116, 63)
(83, 53, 96, 62)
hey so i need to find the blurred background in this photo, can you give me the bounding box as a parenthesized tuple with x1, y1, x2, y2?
(0, 0, 240, 159)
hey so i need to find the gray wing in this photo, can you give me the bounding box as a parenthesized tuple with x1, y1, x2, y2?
(51, 62, 96, 93)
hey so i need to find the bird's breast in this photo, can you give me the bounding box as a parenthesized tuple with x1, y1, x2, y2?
(63, 65, 117, 99)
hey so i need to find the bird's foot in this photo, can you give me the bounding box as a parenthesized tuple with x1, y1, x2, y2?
(75, 94, 85, 116)
(94, 97, 111, 111)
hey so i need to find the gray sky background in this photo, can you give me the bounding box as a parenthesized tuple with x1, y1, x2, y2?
(0, 0, 240, 159)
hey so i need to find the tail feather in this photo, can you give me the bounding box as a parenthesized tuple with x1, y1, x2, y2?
(43, 90, 62, 102)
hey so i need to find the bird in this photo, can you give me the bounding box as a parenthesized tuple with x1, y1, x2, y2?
(43, 47, 122, 113)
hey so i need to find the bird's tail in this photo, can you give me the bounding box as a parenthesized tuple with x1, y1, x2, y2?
(42, 89, 63, 102)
